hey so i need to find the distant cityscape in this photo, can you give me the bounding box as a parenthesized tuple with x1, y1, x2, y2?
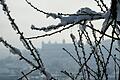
(0, 40, 78, 80)
(0, 40, 119, 80)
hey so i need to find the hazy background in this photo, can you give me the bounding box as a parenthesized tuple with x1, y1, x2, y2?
(0, 0, 111, 59)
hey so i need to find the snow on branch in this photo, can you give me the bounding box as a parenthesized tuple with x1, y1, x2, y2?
(31, 7, 105, 32)
(0, 37, 22, 55)
(25, 0, 108, 33)
(46, 13, 62, 19)
(25, 0, 120, 41)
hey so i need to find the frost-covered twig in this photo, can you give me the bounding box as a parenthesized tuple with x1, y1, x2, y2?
(104, 20, 117, 71)
(0, 38, 21, 56)
(31, 24, 63, 32)
(21, 72, 29, 80)
(70, 33, 81, 65)
(26, 22, 78, 39)
(78, 30, 91, 80)
(0, 0, 40, 68)
(26, 21, 120, 41)
(0, 38, 37, 68)
(62, 48, 80, 65)
(0, 0, 56, 80)
(99, 0, 109, 11)
(94, 0, 106, 13)
(18, 68, 37, 80)
(29, 40, 44, 67)
(25, 0, 61, 19)
(75, 53, 93, 79)
(25, 0, 103, 16)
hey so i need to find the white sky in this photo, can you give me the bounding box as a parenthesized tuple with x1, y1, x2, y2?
(0, 0, 111, 58)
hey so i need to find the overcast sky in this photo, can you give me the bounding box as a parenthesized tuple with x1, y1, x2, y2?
(0, 0, 110, 58)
